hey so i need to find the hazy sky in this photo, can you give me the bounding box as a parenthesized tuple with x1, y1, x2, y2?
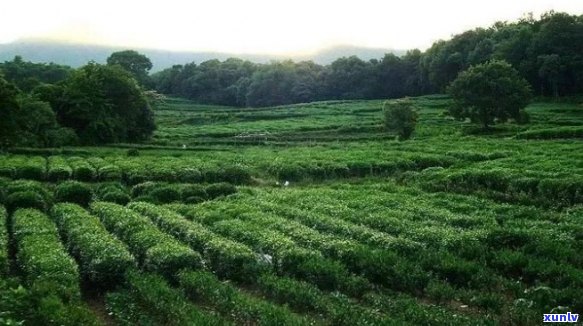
(1, 0, 582, 54)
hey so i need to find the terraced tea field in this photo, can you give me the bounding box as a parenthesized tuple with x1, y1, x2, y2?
(1, 95, 582, 325)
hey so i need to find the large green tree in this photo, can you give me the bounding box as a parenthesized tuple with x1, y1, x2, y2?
(448, 60, 532, 129)
(106, 50, 153, 87)
(57, 62, 156, 144)
(0, 77, 22, 147)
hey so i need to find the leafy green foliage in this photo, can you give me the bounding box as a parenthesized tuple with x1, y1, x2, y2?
(106, 271, 227, 326)
(129, 202, 268, 282)
(383, 99, 418, 140)
(90, 202, 202, 278)
(50, 203, 136, 286)
(179, 270, 311, 325)
(448, 60, 532, 128)
(12, 209, 80, 301)
(54, 181, 93, 207)
(106, 50, 153, 87)
(57, 62, 156, 144)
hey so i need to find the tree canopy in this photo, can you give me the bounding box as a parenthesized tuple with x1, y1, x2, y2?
(107, 50, 153, 87)
(150, 11, 583, 107)
(448, 60, 532, 128)
(57, 62, 155, 144)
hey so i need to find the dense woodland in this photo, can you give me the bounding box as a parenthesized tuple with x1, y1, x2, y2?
(151, 11, 583, 107)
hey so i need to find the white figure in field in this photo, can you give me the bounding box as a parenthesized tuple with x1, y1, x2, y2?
(284, 181, 289, 187)
(182, 144, 187, 149)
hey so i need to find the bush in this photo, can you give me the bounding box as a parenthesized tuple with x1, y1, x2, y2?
(5, 191, 47, 212)
(206, 183, 237, 199)
(131, 181, 159, 197)
(101, 191, 131, 205)
(176, 168, 202, 183)
(178, 270, 308, 325)
(12, 209, 80, 301)
(106, 271, 226, 325)
(47, 157, 73, 181)
(50, 203, 136, 287)
(15, 165, 45, 180)
(68, 157, 96, 181)
(129, 202, 268, 282)
(180, 184, 207, 200)
(383, 99, 418, 140)
(0, 206, 7, 275)
(55, 181, 93, 207)
(91, 202, 203, 278)
(149, 185, 181, 204)
(127, 148, 140, 157)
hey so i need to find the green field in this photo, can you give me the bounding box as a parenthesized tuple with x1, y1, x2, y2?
(1, 95, 582, 325)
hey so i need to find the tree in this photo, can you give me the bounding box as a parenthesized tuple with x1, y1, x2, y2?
(106, 50, 153, 87)
(448, 60, 532, 129)
(58, 62, 156, 144)
(383, 99, 418, 140)
(0, 76, 22, 147)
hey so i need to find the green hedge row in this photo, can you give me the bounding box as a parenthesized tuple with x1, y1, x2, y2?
(128, 202, 267, 282)
(47, 156, 73, 182)
(516, 126, 583, 140)
(414, 168, 583, 207)
(54, 181, 94, 207)
(178, 270, 311, 325)
(50, 203, 136, 287)
(95, 182, 131, 205)
(90, 202, 202, 278)
(242, 209, 429, 294)
(131, 182, 237, 204)
(12, 208, 80, 301)
(208, 218, 370, 296)
(106, 271, 227, 326)
(68, 157, 97, 181)
(0, 206, 7, 275)
(4, 180, 53, 213)
(87, 157, 123, 181)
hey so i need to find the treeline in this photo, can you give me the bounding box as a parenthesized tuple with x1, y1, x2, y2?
(0, 59, 155, 148)
(152, 11, 583, 107)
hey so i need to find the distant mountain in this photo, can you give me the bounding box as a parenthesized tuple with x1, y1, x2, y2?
(0, 40, 403, 72)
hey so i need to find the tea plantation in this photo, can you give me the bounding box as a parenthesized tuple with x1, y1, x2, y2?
(1, 95, 582, 325)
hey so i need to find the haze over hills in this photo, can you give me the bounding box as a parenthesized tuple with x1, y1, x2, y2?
(0, 40, 404, 72)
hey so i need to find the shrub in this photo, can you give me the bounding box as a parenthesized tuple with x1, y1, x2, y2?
(0, 206, 7, 275)
(383, 99, 418, 140)
(206, 183, 237, 199)
(178, 270, 309, 325)
(12, 209, 80, 301)
(15, 165, 45, 180)
(50, 203, 136, 287)
(68, 157, 96, 181)
(221, 165, 251, 184)
(55, 181, 93, 207)
(176, 168, 202, 183)
(91, 202, 203, 278)
(5, 191, 47, 212)
(149, 185, 181, 204)
(47, 157, 73, 181)
(106, 271, 226, 326)
(130, 181, 159, 197)
(127, 148, 140, 157)
(101, 191, 131, 205)
(180, 184, 208, 200)
(129, 202, 268, 282)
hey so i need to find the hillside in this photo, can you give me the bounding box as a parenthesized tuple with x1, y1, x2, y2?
(1, 96, 582, 324)
(0, 40, 403, 71)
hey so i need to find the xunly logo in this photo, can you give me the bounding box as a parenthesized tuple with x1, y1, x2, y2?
(543, 312, 579, 323)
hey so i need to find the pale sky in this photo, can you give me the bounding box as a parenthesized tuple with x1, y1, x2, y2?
(1, 0, 582, 54)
